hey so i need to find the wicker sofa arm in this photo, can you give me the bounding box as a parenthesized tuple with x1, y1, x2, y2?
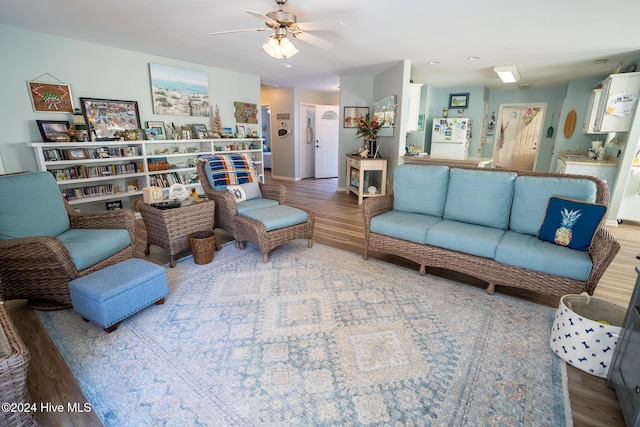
(362, 195, 394, 225)
(585, 227, 621, 295)
(0, 236, 79, 278)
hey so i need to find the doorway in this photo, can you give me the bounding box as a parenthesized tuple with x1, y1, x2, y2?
(314, 105, 339, 178)
(493, 103, 546, 170)
(299, 104, 315, 178)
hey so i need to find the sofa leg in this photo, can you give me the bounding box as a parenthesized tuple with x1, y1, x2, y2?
(486, 283, 496, 294)
(307, 238, 313, 248)
(155, 297, 166, 305)
(419, 265, 426, 275)
(104, 323, 119, 333)
(263, 253, 269, 263)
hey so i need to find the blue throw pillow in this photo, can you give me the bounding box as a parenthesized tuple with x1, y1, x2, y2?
(538, 197, 607, 251)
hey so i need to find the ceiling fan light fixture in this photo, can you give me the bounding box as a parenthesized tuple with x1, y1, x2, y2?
(494, 65, 520, 83)
(262, 35, 298, 59)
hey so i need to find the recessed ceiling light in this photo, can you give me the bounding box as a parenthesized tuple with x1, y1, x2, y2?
(467, 56, 480, 60)
(428, 61, 440, 65)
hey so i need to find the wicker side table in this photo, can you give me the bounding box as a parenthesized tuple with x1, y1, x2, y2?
(0, 303, 37, 427)
(139, 200, 215, 267)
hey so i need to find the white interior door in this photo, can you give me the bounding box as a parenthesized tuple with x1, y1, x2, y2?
(299, 104, 315, 179)
(314, 105, 339, 178)
(494, 104, 545, 170)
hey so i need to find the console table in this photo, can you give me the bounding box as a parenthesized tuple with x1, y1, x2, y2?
(345, 155, 387, 205)
(139, 200, 215, 267)
(607, 267, 640, 426)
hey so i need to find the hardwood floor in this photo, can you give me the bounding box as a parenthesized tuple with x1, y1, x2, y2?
(6, 171, 637, 426)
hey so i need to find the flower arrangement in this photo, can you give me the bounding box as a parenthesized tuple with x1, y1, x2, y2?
(355, 114, 386, 140)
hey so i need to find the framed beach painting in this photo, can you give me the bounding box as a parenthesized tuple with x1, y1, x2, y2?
(149, 63, 210, 116)
(80, 98, 141, 141)
(343, 107, 368, 128)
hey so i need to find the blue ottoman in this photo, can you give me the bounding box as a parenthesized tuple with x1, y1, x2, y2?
(68, 258, 169, 332)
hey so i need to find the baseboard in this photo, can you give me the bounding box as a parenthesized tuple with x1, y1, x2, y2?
(606, 219, 619, 227)
(271, 174, 300, 181)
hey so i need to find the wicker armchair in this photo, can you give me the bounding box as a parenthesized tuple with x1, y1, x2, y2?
(0, 303, 36, 427)
(197, 157, 314, 262)
(0, 172, 136, 310)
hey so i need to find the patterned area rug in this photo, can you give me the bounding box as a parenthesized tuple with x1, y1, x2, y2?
(38, 241, 571, 426)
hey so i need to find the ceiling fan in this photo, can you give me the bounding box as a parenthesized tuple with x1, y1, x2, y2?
(209, 0, 346, 59)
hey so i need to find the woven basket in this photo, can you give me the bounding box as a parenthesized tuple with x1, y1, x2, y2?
(550, 293, 626, 378)
(189, 231, 216, 265)
(148, 161, 170, 171)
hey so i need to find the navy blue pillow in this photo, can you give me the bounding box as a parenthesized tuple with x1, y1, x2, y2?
(538, 197, 607, 251)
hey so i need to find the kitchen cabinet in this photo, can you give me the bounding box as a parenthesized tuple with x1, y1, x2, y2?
(556, 153, 618, 192)
(406, 83, 423, 132)
(607, 267, 640, 427)
(583, 88, 604, 134)
(593, 72, 640, 133)
(28, 138, 263, 210)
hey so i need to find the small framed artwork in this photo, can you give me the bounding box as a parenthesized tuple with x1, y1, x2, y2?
(146, 121, 166, 140)
(68, 149, 86, 160)
(106, 200, 122, 210)
(236, 125, 246, 137)
(449, 93, 470, 109)
(80, 97, 141, 141)
(28, 81, 74, 113)
(192, 124, 210, 139)
(36, 120, 71, 142)
(417, 114, 425, 131)
(344, 107, 368, 128)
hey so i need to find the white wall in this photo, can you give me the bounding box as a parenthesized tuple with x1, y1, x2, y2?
(0, 24, 261, 174)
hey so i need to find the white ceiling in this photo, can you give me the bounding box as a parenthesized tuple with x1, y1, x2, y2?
(2, 0, 640, 92)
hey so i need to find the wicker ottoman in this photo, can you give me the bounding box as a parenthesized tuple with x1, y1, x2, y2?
(68, 258, 169, 332)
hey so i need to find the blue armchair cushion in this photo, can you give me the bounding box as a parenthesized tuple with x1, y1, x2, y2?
(56, 228, 132, 271)
(200, 154, 259, 188)
(509, 176, 598, 236)
(0, 171, 70, 240)
(537, 197, 607, 251)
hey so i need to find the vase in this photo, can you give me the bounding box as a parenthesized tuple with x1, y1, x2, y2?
(365, 138, 379, 158)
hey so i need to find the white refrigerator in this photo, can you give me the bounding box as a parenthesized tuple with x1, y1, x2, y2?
(430, 118, 470, 158)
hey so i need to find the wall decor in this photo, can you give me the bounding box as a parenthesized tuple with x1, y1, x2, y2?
(417, 114, 425, 131)
(80, 98, 141, 141)
(36, 120, 71, 142)
(276, 113, 290, 120)
(192, 124, 210, 139)
(234, 101, 258, 124)
(343, 106, 369, 128)
(146, 121, 167, 140)
(373, 95, 397, 137)
(449, 93, 470, 109)
(149, 63, 210, 117)
(28, 80, 74, 113)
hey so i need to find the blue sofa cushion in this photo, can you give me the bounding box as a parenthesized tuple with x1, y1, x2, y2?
(393, 165, 450, 217)
(538, 197, 607, 251)
(495, 231, 592, 281)
(56, 228, 132, 271)
(236, 197, 280, 215)
(509, 176, 598, 236)
(443, 169, 517, 229)
(200, 154, 259, 188)
(0, 171, 70, 240)
(370, 211, 441, 244)
(426, 220, 506, 259)
(240, 205, 308, 231)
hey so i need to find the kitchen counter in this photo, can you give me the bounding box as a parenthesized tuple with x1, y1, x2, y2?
(404, 154, 493, 168)
(558, 151, 618, 167)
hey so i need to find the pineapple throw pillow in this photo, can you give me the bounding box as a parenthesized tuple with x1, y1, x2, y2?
(538, 197, 607, 251)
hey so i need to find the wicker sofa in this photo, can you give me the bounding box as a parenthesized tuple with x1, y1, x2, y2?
(363, 164, 620, 298)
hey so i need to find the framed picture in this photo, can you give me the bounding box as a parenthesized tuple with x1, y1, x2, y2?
(68, 149, 86, 159)
(417, 114, 425, 131)
(236, 125, 246, 137)
(36, 120, 71, 142)
(192, 124, 210, 139)
(344, 107, 368, 128)
(449, 93, 470, 109)
(28, 81, 74, 113)
(146, 121, 166, 140)
(80, 98, 141, 141)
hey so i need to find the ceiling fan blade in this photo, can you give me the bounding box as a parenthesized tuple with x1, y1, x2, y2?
(209, 28, 269, 36)
(292, 31, 335, 50)
(243, 9, 279, 27)
(295, 20, 346, 32)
